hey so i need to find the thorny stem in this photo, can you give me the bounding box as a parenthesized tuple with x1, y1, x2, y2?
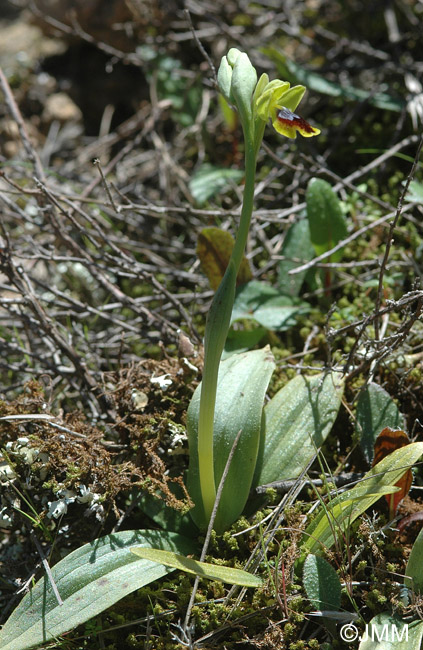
(197, 126, 257, 521)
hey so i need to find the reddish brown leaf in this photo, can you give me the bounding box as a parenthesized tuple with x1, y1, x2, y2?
(372, 427, 412, 517)
(196, 227, 252, 291)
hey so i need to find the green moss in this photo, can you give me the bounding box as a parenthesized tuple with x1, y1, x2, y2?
(222, 530, 240, 551)
(126, 632, 144, 648)
(65, 462, 83, 481)
(288, 642, 306, 650)
(365, 588, 388, 611)
(289, 596, 306, 622)
(283, 622, 296, 640)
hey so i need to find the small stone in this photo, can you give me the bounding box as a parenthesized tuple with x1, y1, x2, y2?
(42, 92, 82, 123)
(130, 388, 149, 411)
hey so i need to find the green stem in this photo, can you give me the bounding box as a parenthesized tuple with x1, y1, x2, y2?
(197, 127, 258, 522)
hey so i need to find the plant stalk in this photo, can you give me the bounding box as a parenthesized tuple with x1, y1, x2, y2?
(197, 127, 257, 521)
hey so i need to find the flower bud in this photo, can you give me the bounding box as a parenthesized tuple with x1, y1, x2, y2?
(227, 48, 242, 66)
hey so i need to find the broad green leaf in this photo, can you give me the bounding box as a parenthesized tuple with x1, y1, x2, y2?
(232, 280, 309, 331)
(137, 491, 198, 538)
(224, 325, 267, 357)
(253, 373, 344, 487)
(405, 526, 423, 593)
(302, 442, 423, 555)
(130, 547, 262, 588)
(358, 613, 423, 649)
(278, 218, 315, 297)
(303, 554, 341, 611)
(251, 298, 309, 331)
(197, 227, 252, 290)
(406, 180, 423, 204)
(0, 530, 196, 650)
(187, 347, 275, 533)
(232, 280, 283, 317)
(356, 383, 405, 463)
(307, 178, 348, 262)
(263, 48, 405, 112)
(189, 164, 244, 205)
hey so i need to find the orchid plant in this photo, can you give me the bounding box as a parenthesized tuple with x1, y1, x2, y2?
(0, 49, 330, 650)
(188, 48, 320, 529)
(3, 50, 423, 650)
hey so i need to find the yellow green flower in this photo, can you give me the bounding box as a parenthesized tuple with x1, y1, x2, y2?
(254, 74, 320, 139)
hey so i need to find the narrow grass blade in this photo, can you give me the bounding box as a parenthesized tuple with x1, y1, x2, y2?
(130, 547, 262, 587)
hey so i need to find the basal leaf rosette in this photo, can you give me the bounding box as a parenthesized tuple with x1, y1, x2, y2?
(254, 75, 320, 139)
